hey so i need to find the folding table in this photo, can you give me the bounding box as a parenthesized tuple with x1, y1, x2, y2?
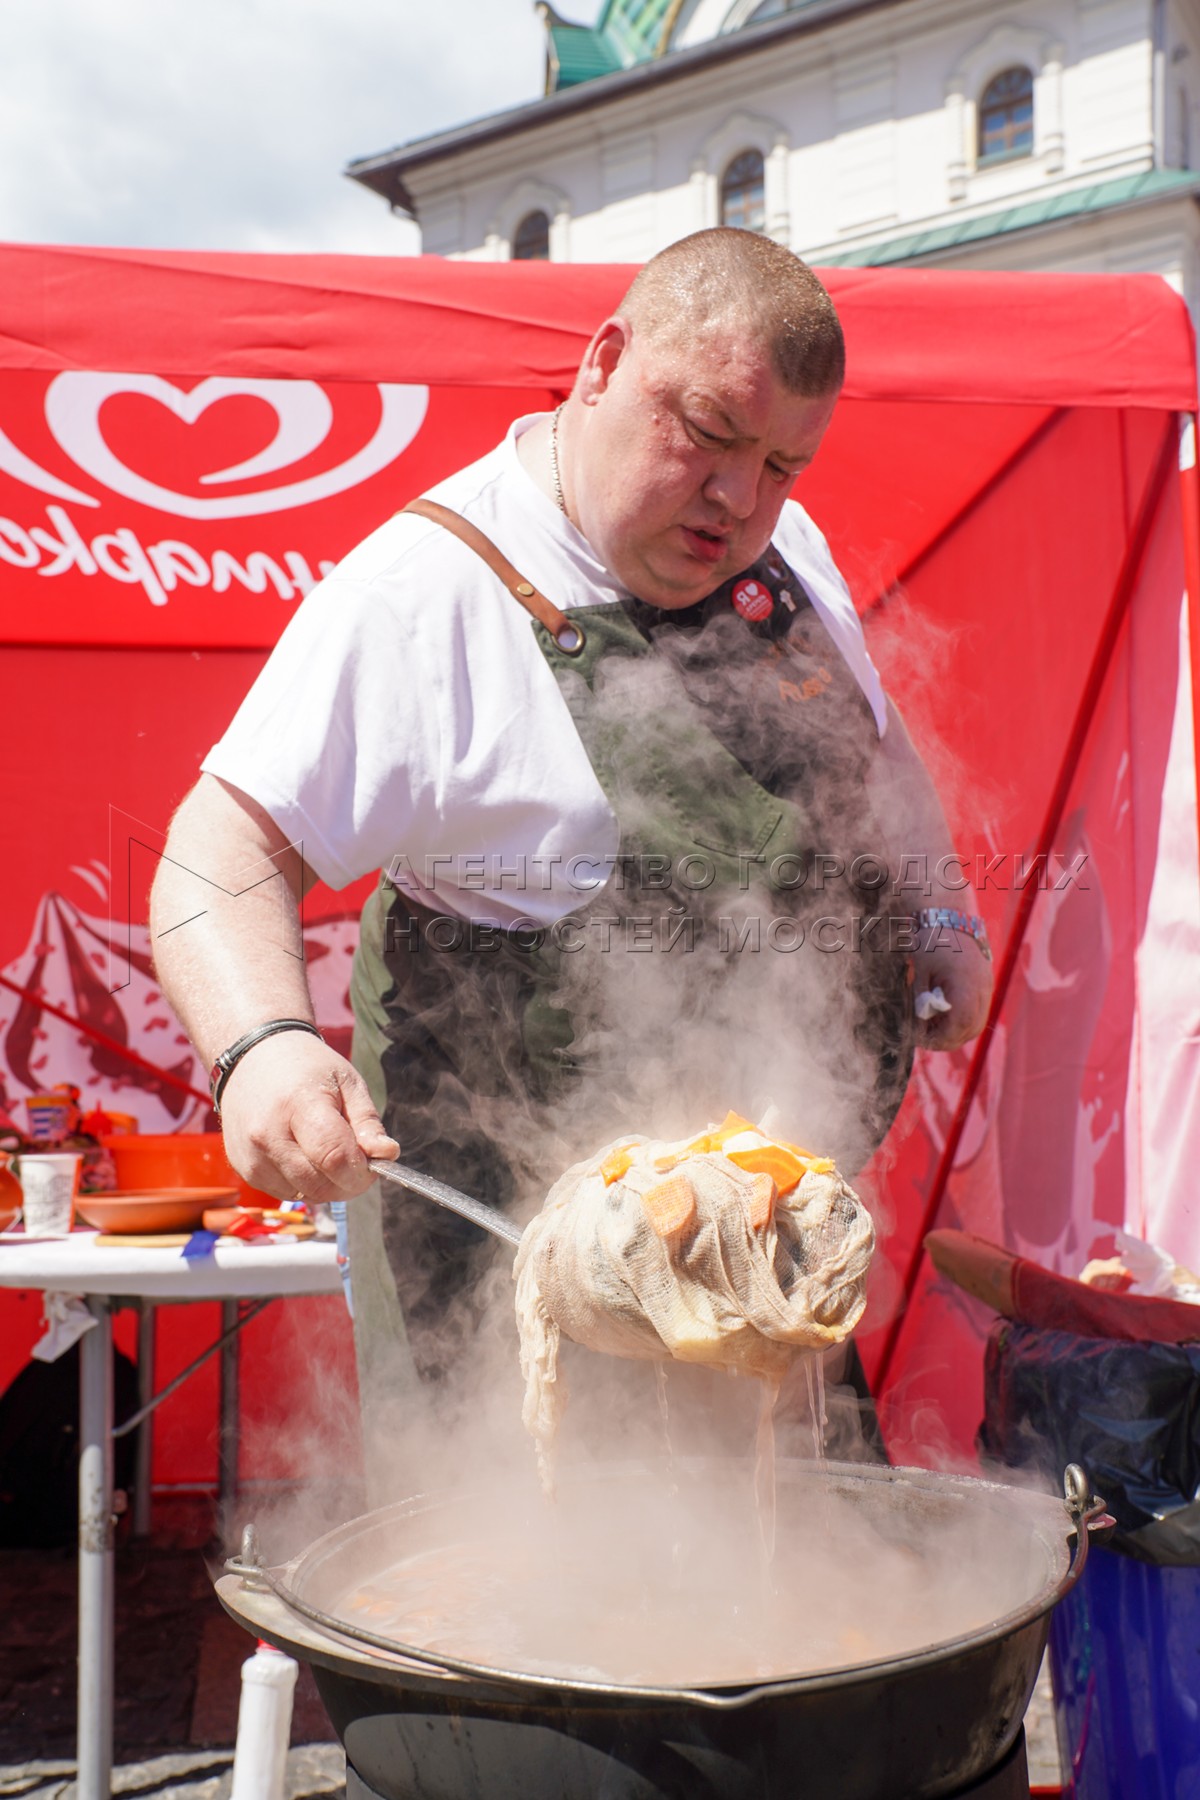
(0, 1230, 341, 1800)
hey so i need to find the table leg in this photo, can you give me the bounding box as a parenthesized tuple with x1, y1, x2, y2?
(78, 1296, 114, 1800)
(132, 1302, 156, 1539)
(218, 1298, 240, 1535)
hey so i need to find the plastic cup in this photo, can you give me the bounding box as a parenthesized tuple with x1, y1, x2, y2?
(19, 1153, 82, 1237)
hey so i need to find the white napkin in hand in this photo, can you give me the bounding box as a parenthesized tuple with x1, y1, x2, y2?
(915, 986, 953, 1022)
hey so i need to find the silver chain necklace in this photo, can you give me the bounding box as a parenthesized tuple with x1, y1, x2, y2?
(549, 403, 566, 515)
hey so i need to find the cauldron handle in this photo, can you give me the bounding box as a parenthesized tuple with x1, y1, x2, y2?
(1062, 1463, 1117, 1593)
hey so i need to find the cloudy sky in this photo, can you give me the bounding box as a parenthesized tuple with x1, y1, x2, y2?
(1, 0, 599, 255)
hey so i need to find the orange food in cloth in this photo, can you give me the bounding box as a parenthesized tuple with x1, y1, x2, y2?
(600, 1145, 635, 1185)
(654, 1112, 760, 1170)
(725, 1143, 808, 1195)
(641, 1173, 698, 1238)
(744, 1172, 776, 1232)
(515, 1115, 874, 1491)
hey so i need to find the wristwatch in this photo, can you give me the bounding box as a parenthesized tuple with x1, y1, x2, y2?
(915, 907, 992, 961)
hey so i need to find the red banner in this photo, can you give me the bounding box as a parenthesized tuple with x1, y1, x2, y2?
(0, 373, 550, 646)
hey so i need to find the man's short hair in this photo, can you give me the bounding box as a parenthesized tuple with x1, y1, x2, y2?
(620, 228, 845, 397)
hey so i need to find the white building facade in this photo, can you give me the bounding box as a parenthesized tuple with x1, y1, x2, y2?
(349, 0, 1200, 324)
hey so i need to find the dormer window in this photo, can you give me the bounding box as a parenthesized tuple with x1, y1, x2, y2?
(978, 67, 1034, 163)
(720, 149, 766, 231)
(513, 209, 551, 260)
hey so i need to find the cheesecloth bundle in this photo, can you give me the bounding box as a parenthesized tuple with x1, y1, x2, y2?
(514, 1127, 874, 1479)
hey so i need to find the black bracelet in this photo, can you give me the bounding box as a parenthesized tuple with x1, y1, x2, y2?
(209, 1019, 324, 1116)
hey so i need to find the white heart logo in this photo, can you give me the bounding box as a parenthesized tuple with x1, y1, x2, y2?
(7, 373, 429, 519)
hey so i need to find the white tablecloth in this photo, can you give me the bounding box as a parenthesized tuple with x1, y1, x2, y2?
(0, 1228, 340, 1300)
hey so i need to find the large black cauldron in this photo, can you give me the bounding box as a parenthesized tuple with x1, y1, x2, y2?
(217, 1460, 1105, 1800)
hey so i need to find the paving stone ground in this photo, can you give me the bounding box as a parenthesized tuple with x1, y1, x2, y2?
(0, 1523, 1063, 1796)
(0, 1528, 344, 1799)
(1025, 1654, 1063, 1790)
(0, 1746, 344, 1800)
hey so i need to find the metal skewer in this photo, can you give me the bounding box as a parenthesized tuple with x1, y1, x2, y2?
(368, 1158, 524, 1247)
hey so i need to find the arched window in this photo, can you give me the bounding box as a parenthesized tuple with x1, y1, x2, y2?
(978, 66, 1034, 162)
(720, 150, 766, 232)
(512, 210, 551, 261)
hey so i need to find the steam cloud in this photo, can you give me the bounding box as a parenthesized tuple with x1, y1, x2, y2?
(233, 579, 1024, 1690)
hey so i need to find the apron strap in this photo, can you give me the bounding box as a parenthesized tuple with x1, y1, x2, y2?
(402, 498, 586, 656)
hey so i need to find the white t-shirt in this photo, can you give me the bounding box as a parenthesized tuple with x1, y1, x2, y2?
(202, 415, 887, 926)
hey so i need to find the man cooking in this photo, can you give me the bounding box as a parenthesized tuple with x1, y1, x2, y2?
(150, 228, 993, 1437)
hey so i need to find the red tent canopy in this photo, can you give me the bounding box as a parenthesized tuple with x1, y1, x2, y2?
(2, 243, 1192, 407)
(0, 245, 1196, 1484)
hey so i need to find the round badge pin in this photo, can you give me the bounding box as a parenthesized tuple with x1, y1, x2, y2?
(731, 577, 773, 622)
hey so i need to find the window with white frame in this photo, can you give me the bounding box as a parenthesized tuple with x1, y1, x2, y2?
(512, 210, 551, 261)
(977, 66, 1035, 164)
(720, 149, 766, 231)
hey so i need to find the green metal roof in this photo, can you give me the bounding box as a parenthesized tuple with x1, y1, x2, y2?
(542, 0, 672, 92)
(818, 168, 1200, 266)
(602, 0, 674, 61)
(544, 0, 830, 88)
(545, 20, 624, 88)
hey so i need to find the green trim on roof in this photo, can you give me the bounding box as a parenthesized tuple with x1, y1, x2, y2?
(818, 168, 1200, 266)
(601, 0, 673, 61)
(547, 22, 624, 88)
(545, 0, 671, 92)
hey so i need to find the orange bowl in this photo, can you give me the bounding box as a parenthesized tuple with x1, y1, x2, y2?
(74, 1186, 238, 1234)
(100, 1133, 276, 1210)
(100, 1132, 232, 1188)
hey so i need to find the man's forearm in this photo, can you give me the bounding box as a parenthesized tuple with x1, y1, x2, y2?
(868, 700, 957, 885)
(150, 774, 317, 1069)
(869, 700, 994, 1046)
(149, 776, 394, 1199)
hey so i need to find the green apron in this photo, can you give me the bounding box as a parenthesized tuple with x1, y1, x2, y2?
(345, 533, 914, 1465)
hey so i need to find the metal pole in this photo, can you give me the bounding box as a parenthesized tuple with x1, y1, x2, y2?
(218, 1298, 240, 1537)
(114, 1300, 270, 1442)
(132, 1302, 155, 1539)
(78, 1297, 114, 1800)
